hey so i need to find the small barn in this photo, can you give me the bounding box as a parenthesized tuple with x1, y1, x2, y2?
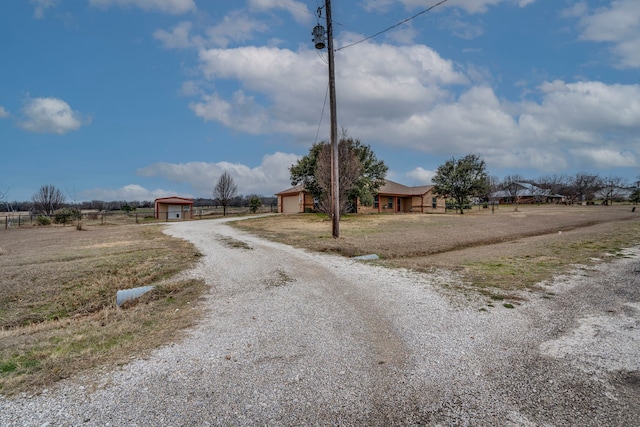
(154, 196, 194, 221)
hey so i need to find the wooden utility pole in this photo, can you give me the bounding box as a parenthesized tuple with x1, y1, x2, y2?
(326, 0, 339, 238)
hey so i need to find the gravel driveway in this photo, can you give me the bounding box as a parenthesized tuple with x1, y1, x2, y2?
(2, 217, 639, 426)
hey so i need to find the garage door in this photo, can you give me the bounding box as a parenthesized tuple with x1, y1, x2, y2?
(281, 195, 300, 213)
(168, 205, 182, 219)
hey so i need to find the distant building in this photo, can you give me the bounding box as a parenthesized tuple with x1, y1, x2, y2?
(154, 196, 194, 220)
(491, 182, 565, 204)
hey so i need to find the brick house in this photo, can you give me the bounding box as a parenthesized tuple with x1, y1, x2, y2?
(358, 180, 446, 213)
(275, 180, 445, 214)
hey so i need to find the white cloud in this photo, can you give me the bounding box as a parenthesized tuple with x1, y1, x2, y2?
(569, 147, 637, 169)
(248, 0, 312, 24)
(183, 25, 637, 177)
(136, 152, 301, 196)
(363, 0, 536, 14)
(205, 11, 269, 48)
(31, 0, 56, 19)
(192, 41, 466, 136)
(576, 0, 640, 68)
(89, 0, 196, 15)
(154, 12, 269, 50)
(154, 21, 202, 49)
(524, 80, 640, 135)
(406, 167, 436, 184)
(439, 16, 485, 40)
(20, 97, 89, 134)
(79, 184, 178, 201)
(0, 106, 9, 119)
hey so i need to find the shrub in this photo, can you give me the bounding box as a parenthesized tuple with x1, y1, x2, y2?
(37, 215, 51, 226)
(53, 208, 81, 225)
(249, 196, 262, 213)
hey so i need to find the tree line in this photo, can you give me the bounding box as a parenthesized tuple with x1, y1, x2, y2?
(0, 184, 276, 214)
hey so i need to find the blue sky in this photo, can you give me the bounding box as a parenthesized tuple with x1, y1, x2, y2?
(1, 0, 639, 202)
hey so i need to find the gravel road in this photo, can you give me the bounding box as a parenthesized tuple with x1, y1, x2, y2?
(2, 217, 639, 426)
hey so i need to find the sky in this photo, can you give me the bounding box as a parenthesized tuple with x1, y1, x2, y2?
(1, 0, 639, 202)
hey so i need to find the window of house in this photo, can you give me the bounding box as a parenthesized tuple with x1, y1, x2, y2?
(374, 195, 379, 208)
(387, 197, 393, 209)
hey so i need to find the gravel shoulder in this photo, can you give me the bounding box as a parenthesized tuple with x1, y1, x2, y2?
(1, 217, 639, 426)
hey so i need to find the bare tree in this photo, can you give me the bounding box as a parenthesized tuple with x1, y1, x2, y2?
(315, 140, 361, 214)
(600, 176, 626, 205)
(0, 187, 8, 211)
(91, 200, 106, 212)
(537, 174, 571, 200)
(213, 171, 238, 216)
(570, 172, 602, 204)
(32, 184, 66, 215)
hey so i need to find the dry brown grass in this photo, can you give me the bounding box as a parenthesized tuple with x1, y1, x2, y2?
(235, 204, 640, 292)
(0, 224, 205, 395)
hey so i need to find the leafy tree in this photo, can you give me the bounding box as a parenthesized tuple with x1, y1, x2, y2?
(249, 196, 262, 213)
(290, 135, 387, 215)
(213, 171, 238, 216)
(53, 207, 81, 225)
(432, 154, 488, 214)
(630, 188, 640, 205)
(31, 184, 66, 215)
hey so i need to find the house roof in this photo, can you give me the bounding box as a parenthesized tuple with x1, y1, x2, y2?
(377, 180, 433, 196)
(154, 196, 194, 205)
(275, 184, 305, 196)
(490, 182, 563, 199)
(275, 181, 433, 197)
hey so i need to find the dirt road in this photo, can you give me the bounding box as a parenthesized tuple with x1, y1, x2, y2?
(1, 217, 639, 425)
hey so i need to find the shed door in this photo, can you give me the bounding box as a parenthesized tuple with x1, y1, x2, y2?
(168, 205, 182, 219)
(281, 195, 299, 213)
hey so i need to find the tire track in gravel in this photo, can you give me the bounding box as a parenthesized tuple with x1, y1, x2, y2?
(166, 217, 415, 423)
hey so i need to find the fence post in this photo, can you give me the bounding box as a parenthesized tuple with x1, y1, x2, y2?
(18, 215, 21, 228)
(136, 212, 138, 224)
(4, 216, 6, 230)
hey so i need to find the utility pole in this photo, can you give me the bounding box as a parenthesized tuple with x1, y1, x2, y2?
(313, 1, 339, 238)
(326, 0, 339, 238)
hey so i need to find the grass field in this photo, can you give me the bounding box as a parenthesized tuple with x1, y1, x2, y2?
(234, 204, 640, 294)
(0, 225, 206, 395)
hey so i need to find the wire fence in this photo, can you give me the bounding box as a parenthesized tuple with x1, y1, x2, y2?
(1, 205, 277, 230)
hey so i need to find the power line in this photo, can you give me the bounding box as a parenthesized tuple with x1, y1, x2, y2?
(336, 0, 450, 52)
(314, 82, 329, 144)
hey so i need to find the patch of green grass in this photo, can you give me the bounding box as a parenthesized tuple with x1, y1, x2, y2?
(503, 303, 515, 309)
(216, 235, 252, 250)
(463, 222, 640, 291)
